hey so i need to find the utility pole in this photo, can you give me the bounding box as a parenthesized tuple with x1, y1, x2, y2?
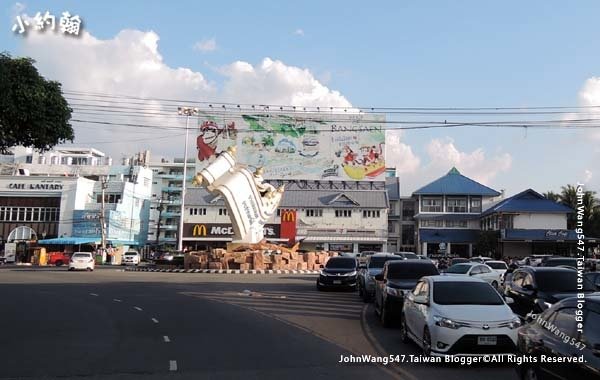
(155, 196, 165, 246)
(100, 176, 108, 251)
(176, 106, 198, 252)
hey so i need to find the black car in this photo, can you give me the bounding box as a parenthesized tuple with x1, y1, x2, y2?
(450, 257, 470, 266)
(542, 257, 579, 269)
(516, 295, 600, 380)
(373, 260, 439, 327)
(316, 257, 358, 291)
(585, 272, 600, 290)
(505, 267, 597, 318)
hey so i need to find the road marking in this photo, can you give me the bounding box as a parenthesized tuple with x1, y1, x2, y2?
(169, 360, 177, 371)
(133, 306, 143, 311)
(113, 299, 122, 302)
(163, 335, 171, 343)
(151, 318, 159, 323)
(89, 293, 99, 296)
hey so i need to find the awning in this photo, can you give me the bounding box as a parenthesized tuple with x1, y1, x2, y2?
(419, 229, 480, 243)
(38, 237, 100, 245)
(299, 236, 386, 243)
(501, 229, 599, 242)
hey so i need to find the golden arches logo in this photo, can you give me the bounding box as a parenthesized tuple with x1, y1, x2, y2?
(192, 224, 207, 236)
(282, 210, 296, 222)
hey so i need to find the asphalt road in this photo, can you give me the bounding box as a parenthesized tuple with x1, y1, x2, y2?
(0, 266, 515, 380)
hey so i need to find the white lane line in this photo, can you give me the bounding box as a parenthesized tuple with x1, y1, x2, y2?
(151, 318, 159, 323)
(133, 306, 143, 311)
(113, 298, 122, 302)
(169, 360, 177, 371)
(89, 293, 99, 296)
(163, 335, 171, 343)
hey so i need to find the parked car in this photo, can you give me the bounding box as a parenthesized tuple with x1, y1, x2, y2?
(47, 252, 71, 266)
(470, 256, 493, 263)
(450, 257, 470, 266)
(416, 255, 431, 261)
(505, 267, 597, 318)
(518, 254, 553, 266)
(584, 272, 600, 290)
(394, 252, 418, 260)
(68, 252, 95, 271)
(122, 250, 141, 266)
(443, 263, 502, 289)
(316, 256, 358, 291)
(516, 295, 600, 380)
(374, 260, 439, 327)
(541, 256, 579, 269)
(401, 276, 520, 356)
(357, 253, 404, 302)
(356, 251, 378, 264)
(486, 260, 509, 284)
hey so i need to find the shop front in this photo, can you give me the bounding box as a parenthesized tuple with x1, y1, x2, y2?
(182, 223, 283, 250)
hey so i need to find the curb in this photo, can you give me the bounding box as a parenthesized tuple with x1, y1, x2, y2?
(124, 267, 320, 275)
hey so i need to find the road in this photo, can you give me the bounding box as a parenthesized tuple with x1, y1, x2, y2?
(0, 266, 515, 380)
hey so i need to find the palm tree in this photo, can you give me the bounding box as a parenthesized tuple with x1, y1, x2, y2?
(543, 191, 560, 202)
(558, 185, 598, 231)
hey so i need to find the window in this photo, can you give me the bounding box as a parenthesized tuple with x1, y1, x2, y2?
(305, 209, 322, 217)
(446, 220, 468, 228)
(421, 197, 442, 212)
(25, 155, 33, 163)
(548, 307, 577, 337)
(388, 223, 395, 233)
(401, 225, 415, 245)
(362, 210, 380, 218)
(582, 311, 600, 346)
(447, 198, 467, 213)
(470, 197, 482, 213)
(479, 265, 491, 274)
(470, 266, 482, 275)
(421, 220, 444, 227)
(334, 209, 352, 218)
(402, 201, 415, 221)
(219, 208, 228, 216)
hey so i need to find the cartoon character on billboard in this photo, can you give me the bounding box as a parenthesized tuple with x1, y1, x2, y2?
(196, 120, 237, 161)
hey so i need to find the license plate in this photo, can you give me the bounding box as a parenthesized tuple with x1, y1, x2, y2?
(333, 280, 342, 285)
(478, 336, 497, 345)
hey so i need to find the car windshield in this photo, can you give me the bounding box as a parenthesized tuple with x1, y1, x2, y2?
(369, 256, 403, 268)
(434, 282, 504, 305)
(325, 258, 356, 269)
(399, 253, 417, 259)
(445, 264, 472, 274)
(73, 253, 90, 258)
(487, 262, 508, 270)
(387, 263, 439, 279)
(536, 271, 596, 292)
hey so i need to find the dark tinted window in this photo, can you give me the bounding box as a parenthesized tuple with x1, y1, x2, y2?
(400, 253, 417, 259)
(544, 258, 578, 267)
(386, 262, 439, 279)
(535, 271, 595, 292)
(582, 311, 600, 346)
(325, 258, 356, 269)
(548, 307, 577, 337)
(487, 262, 508, 270)
(369, 256, 403, 269)
(433, 282, 504, 305)
(445, 264, 472, 274)
(451, 258, 469, 265)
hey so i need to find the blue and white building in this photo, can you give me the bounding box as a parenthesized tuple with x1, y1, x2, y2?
(413, 167, 502, 257)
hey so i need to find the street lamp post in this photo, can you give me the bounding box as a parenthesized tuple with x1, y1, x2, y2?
(177, 106, 198, 252)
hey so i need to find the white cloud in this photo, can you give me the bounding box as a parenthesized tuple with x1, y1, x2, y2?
(385, 131, 420, 175)
(575, 77, 600, 140)
(294, 29, 304, 36)
(193, 37, 217, 52)
(583, 169, 593, 183)
(17, 28, 351, 158)
(12, 2, 26, 15)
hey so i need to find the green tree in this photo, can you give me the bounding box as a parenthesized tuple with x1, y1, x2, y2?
(475, 231, 499, 258)
(0, 53, 73, 153)
(543, 191, 560, 202)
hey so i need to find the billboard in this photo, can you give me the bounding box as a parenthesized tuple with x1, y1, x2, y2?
(194, 112, 386, 181)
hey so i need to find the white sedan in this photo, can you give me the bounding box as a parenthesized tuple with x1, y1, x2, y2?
(401, 276, 520, 356)
(443, 263, 502, 289)
(68, 252, 95, 271)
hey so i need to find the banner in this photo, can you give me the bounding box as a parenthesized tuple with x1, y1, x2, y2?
(183, 223, 281, 239)
(195, 112, 386, 181)
(279, 209, 297, 244)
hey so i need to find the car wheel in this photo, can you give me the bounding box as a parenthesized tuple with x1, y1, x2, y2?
(68, 267, 74, 271)
(380, 302, 391, 327)
(491, 280, 499, 289)
(400, 314, 410, 343)
(522, 366, 540, 380)
(87, 268, 92, 272)
(55, 260, 63, 266)
(422, 328, 432, 356)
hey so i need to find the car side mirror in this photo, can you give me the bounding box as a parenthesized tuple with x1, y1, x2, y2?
(413, 296, 429, 305)
(470, 272, 476, 276)
(504, 296, 515, 305)
(374, 273, 384, 281)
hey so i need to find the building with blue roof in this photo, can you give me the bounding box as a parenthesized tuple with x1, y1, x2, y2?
(412, 167, 502, 257)
(480, 189, 592, 257)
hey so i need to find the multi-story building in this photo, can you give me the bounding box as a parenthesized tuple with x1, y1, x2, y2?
(147, 158, 195, 247)
(480, 188, 579, 257)
(181, 180, 389, 253)
(386, 173, 416, 253)
(413, 167, 502, 257)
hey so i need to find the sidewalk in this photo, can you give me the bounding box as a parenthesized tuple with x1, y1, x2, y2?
(124, 267, 319, 275)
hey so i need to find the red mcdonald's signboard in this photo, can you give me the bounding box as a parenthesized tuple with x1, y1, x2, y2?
(280, 209, 297, 244)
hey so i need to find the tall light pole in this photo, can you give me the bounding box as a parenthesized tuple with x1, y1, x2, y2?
(177, 106, 198, 252)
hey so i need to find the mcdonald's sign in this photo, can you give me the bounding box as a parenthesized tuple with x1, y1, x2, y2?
(192, 224, 207, 237)
(281, 210, 296, 222)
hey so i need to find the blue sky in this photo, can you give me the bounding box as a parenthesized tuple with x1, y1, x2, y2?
(3, 1, 600, 195)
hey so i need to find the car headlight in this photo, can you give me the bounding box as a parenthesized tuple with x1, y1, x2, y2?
(385, 286, 400, 296)
(508, 317, 521, 329)
(340, 270, 357, 277)
(433, 315, 460, 329)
